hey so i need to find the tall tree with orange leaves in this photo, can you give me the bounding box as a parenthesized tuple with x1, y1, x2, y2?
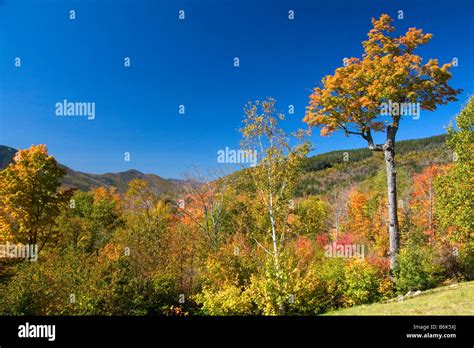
(304, 14, 460, 271)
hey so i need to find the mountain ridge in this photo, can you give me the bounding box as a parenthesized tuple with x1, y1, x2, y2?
(0, 145, 183, 194)
(0, 134, 448, 194)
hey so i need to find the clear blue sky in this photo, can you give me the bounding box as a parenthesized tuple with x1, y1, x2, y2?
(1, 0, 473, 179)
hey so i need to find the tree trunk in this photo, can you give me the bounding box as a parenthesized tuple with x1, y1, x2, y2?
(334, 192, 339, 240)
(383, 131, 400, 272)
(268, 192, 285, 315)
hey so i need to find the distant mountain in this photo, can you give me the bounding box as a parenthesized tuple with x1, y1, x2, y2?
(0, 145, 184, 194)
(62, 168, 184, 194)
(0, 134, 450, 195)
(0, 146, 16, 170)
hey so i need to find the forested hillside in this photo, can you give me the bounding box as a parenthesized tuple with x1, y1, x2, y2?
(298, 135, 450, 196)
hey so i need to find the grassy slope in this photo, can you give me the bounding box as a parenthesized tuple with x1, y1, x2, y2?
(324, 281, 474, 315)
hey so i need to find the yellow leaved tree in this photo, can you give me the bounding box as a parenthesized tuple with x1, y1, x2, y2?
(0, 145, 74, 253)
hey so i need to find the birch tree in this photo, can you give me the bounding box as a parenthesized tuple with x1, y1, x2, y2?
(240, 97, 310, 314)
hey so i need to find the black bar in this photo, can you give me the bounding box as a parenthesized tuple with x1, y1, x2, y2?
(0, 316, 472, 346)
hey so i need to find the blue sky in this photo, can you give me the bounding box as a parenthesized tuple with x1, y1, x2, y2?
(1, 0, 473, 179)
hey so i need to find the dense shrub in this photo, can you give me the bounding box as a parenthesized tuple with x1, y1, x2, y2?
(395, 244, 442, 294)
(195, 282, 255, 315)
(0, 247, 181, 316)
(343, 258, 391, 306)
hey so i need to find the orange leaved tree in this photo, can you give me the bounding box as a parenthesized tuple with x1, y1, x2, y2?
(410, 164, 445, 236)
(304, 14, 460, 271)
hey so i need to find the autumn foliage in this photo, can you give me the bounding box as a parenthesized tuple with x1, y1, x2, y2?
(304, 14, 459, 137)
(0, 145, 74, 249)
(0, 17, 471, 316)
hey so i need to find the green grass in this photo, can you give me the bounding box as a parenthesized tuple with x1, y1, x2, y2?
(324, 281, 474, 315)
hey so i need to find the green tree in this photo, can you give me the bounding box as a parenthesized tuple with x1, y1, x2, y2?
(57, 188, 123, 253)
(293, 196, 329, 237)
(435, 97, 473, 243)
